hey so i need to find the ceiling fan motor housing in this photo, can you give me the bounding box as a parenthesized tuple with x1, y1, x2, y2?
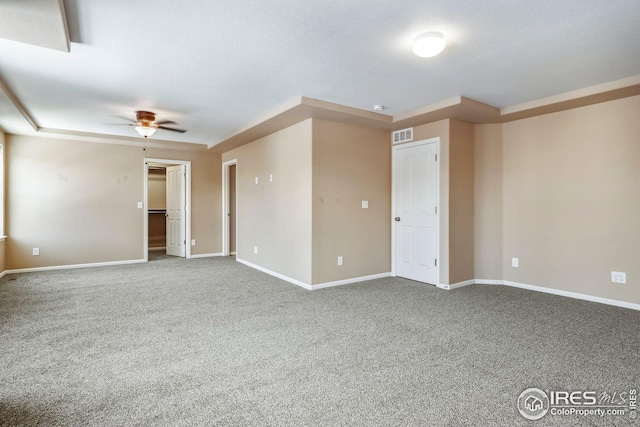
(136, 111, 156, 124)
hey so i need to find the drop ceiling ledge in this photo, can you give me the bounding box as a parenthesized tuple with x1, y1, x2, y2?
(208, 75, 640, 153)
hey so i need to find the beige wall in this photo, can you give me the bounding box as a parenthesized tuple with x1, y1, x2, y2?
(6, 135, 221, 269)
(312, 119, 390, 284)
(449, 120, 475, 284)
(499, 95, 640, 304)
(5, 95, 636, 308)
(473, 123, 503, 280)
(222, 119, 313, 285)
(411, 119, 450, 285)
(0, 239, 5, 273)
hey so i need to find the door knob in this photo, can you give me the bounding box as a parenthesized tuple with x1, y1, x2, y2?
(395, 217, 401, 221)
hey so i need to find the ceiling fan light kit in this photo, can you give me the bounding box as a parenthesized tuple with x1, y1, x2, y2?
(135, 124, 157, 138)
(113, 110, 187, 139)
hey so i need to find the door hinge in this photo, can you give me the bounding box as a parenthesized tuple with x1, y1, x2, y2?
(435, 206, 437, 214)
(435, 154, 438, 161)
(435, 259, 437, 266)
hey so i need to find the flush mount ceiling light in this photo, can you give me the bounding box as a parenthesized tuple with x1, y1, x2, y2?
(134, 123, 157, 138)
(412, 32, 446, 58)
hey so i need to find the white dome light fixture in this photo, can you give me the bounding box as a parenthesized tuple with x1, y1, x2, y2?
(412, 32, 446, 58)
(135, 123, 157, 138)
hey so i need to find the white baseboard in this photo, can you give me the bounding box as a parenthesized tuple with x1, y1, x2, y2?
(311, 273, 391, 290)
(474, 279, 504, 285)
(189, 253, 223, 259)
(236, 259, 390, 291)
(230, 251, 236, 255)
(438, 279, 474, 290)
(5, 259, 146, 274)
(500, 280, 640, 311)
(236, 258, 312, 289)
(469, 279, 640, 311)
(0, 270, 7, 279)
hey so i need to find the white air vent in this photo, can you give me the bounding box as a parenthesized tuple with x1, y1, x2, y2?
(392, 127, 413, 144)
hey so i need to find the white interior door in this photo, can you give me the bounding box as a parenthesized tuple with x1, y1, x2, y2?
(166, 165, 186, 257)
(394, 142, 438, 284)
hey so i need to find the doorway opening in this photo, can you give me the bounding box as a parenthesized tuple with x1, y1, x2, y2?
(143, 158, 192, 261)
(222, 159, 237, 257)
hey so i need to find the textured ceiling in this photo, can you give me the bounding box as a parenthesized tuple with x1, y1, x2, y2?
(0, 0, 69, 52)
(0, 0, 639, 147)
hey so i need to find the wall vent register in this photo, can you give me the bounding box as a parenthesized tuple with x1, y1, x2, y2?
(392, 127, 413, 144)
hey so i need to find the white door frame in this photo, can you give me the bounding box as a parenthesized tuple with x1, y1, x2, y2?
(391, 137, 440, 283)
(222, 159, 238, 256)
(143, 158, 192, 261)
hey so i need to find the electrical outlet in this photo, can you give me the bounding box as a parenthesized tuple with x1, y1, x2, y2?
(337, 256, 343, 266)
(269, 174, 273, 182)
(255, 177, 259, 184)
(512, 257, 519, 268)
(191, 239, 196, 246)
(362, 200, 368, 209)
(33, 248, 40, 256)
(253, 246, 258, 254)
(611, 271, 626, 284)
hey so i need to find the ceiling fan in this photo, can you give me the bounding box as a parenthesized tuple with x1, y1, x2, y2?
(114, 111, 187, 138)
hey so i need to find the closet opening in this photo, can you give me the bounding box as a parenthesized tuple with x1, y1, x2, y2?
(222, 159, 237, 257)
(144, 158, 192, 261)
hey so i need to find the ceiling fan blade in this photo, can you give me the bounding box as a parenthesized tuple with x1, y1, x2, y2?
(111, 115, 138, 123)
(157, 125, 187, 133)
(155, 120, 177, 125)
(103, 123, 138, 126)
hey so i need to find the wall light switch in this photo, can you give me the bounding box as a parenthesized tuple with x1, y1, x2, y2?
(611, 271, 626, 284)
(255, 177, 259, 184)
(137, 202, 143, 209)
(337, 256, 343, 266)
(254, 246, 258, 254)
(269, 174, 273, 182)
(33, 248, 40, 256)
(191, 239, 196, 246)
(362, 200, 368, 209)
(512, 258, 519, 268)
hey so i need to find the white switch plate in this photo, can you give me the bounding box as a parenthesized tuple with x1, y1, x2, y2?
(269, 174, 273, 182)
(253, 246, 258, 254)
(337, 256, 343, 266)
(611, 271, 626, 284)
(33, 248, 40, 256)
(512, 258, 519, 267)
(191, 239, 196, 246)
(362, 200, 368, 209)
(137, 202, 143, 209)
(255, 177, 259, 184)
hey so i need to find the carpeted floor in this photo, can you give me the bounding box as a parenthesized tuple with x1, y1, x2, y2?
(0, 256, 638, 426)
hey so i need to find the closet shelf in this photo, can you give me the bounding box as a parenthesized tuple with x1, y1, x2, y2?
(148, 209, 166, 214)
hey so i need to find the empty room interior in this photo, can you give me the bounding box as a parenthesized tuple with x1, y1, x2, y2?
(1, 1, 639, 426)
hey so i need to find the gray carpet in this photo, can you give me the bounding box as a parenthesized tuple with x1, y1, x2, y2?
(1, 256, 638, 426)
